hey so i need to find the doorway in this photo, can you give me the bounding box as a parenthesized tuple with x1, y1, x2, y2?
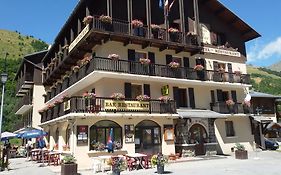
(189, 124, 207, 155)
(135, 120, 161, 155)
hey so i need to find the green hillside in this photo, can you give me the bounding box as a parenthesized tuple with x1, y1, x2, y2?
(247, 65, 281, 95)
(0, 29, 48, 132)
(269, 61, 281, 72)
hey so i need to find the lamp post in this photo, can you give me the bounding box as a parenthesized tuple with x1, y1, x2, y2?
(0, 52, 8, 139)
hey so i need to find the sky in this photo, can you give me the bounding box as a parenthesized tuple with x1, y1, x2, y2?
(0, 0, 280, 67)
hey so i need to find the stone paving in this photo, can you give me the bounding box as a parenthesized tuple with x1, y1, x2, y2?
(2, 150, 281, 175)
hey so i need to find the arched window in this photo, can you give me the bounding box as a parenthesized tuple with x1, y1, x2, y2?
(89, 120, 122, 151)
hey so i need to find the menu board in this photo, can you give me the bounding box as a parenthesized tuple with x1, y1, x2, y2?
(164, 125, 174, 141)
(125, 125, 134, 143)
(77, 125, 88, 144)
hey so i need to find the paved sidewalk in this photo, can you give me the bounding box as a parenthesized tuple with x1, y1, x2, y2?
(0, 158, 56, 175)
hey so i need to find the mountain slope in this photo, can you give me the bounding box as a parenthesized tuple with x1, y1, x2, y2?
(269, 61, 281, 72)
(0, 29, 48, 131)
(247, 65, 281, 95)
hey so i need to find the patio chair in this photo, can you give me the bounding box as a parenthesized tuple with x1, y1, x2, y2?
(125, 155, 137, 171)
(92, 157, 102, 173)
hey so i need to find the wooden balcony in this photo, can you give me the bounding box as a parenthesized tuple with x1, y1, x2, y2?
(16, 74, 34, 97)
(15, 95, 33, 115)
(41, 96, 177, 123)
(210, 102, 252, 114)
(43, 16, 201, 85)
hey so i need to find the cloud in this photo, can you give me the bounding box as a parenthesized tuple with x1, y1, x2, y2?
(247, 37, 281, 63)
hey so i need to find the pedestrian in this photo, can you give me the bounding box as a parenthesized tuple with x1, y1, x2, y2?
(26, 139, 33, 160)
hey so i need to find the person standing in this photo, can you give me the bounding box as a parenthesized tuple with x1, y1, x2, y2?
(26, 139, 33, 160)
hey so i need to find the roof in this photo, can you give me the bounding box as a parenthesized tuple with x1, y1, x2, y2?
(177, 109, 226, 118)
(205, 0, 261, 42)
(15, 50, 48, 80)
(250, 91, 281, 99)
(251, 115, 273, 123)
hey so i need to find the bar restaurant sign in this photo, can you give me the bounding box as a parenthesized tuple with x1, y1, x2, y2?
(69, 24, 90, 52)
(104, 100, 149, 111)
(203, 46, 241, 57)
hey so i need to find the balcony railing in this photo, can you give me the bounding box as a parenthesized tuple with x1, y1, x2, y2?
(41, 96, 177, 123)
(210, 102, 252, 114)
(15, 95, 33, 114)
(44, 57, 251, 102)
(16, 74, 34, 94)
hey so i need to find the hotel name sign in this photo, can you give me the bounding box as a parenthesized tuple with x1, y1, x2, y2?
(203, 46, 241, 57)
(104, 100, 149, 111)
(69, 24, 90, 52)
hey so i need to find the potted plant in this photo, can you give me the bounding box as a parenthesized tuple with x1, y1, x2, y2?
(83, 15, 93, 25)
(62, 144, 70, 151)
(234, 143, 248, 159)
(82, 92, 96, 99)
(108, 54, 120, 61)
(151, 153, 168, 174)
(151, 24, 160, 39)
(110, 93, 125, 100)
(158, 96, 171, 103)
(139, 58, 151, 65)
(132, 19, 145, 37)
(99, 15, 113, 31)
(242, 100, 251, 114)
(168, 61, 180, 69)
(193, 64, 204, 71)
(72, 65, 80, 73)
(80, 56, 92, 66)
(61, 155, 77, 175)
(107, 156, 127, 175)
(136, 94, 150, 101)
(168, 27, 179, 42)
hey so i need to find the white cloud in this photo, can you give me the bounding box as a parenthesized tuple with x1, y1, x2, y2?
(247, 37, 281, 63)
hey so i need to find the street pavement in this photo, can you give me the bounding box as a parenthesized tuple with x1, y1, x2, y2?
(1, 150, 281, 175)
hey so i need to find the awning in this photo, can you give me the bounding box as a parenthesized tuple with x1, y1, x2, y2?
(251, 116, 273, 123)
(177, 109, 226, 119)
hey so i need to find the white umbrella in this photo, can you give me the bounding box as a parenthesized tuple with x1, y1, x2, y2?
(1, 131, 17, 140)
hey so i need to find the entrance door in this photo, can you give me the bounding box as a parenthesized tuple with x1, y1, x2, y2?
(189, 124, 207, 155)
(135, 120, 161, 155)
(178, 88, 187, 107)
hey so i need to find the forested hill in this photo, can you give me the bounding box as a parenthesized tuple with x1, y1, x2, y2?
(0, 29, 48, 131)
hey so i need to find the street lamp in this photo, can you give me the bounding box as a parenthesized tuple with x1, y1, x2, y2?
(0, 72, 8, 139)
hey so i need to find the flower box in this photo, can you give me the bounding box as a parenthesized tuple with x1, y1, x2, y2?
(83, 15, 93, 25)
(139, 58, 151, 65)
(136, 95, 150, 101)
(111, 93, 125, 100)
(99, 15, 112, 24)
(72, 65, 80, 73)
(168, 61, 180, 69)
(226, 99, 235, 106)
(194, 65, 204, 71)
(108, 54, 120, 60)
(83, 92, 96, 99)
(132, 19, 143, 28)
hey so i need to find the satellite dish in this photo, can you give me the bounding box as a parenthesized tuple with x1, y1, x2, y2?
(245, 94, 251, 101)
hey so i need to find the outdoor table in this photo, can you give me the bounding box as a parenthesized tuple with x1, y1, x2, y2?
(126, 153, 148, 169)
(30, 149, 41, 161)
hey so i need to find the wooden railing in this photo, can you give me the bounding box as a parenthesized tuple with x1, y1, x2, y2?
(15, 95, 33, 113)
(41, 97, 177, 123)
(16, 74, 34, 94)
(210, 102, 252, 114)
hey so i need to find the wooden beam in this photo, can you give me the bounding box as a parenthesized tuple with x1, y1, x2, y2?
(214, 7, 225, 15)
(227, 17, 239, 25)
(241, 29, 252, 36)
(159, 44, 168, 52)
(142, 41, 151, 49)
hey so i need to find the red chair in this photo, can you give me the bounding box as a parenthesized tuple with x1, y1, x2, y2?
(125, 156, 137, 171)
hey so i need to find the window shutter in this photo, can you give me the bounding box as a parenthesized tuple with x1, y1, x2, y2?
(217, 89, 223, 102)
(166, 55, 173, 64)
(144, 84, 150, 97)
(188, 88, 195, 109)
(148, 52, 155, 63)
(128, 49, 135, 61)
(231, 90, 237, 102)
(124, 83, 132, 98)
(228, 63, 233, 83)
(211, 90, 215, 103)
(173, 87, 179, 108)
(213, 61, 219, 71)
(183, 57, 190, 68)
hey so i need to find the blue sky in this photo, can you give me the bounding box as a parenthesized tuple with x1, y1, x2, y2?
(0, 0, 280, 67)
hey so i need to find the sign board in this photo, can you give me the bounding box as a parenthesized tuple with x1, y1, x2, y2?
(104, 100, 149, 111)
(77, 125, 88, 144)
(201, 24, 211, 44)
(161, 85, 169, 96)
(69, 24, 90, 52)
(64, 100, 70, 111)
(203, 46, 241, 57)
(164, 125, 174, 141)
(125, 125, 134, 143)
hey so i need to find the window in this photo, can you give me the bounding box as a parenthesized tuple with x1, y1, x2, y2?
(90, 120, 122, 151)
(225, 121, 235, 137)
(131, 84, 142, 99)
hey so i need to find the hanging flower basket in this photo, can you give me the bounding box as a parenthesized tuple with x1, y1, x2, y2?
(168, 61, 180, 69)
(111, 93, 125, 100)
(72, 65, 80, 73)
(132, 19, 143, 28)
(99, 15, 112, 24)
(139, 58, 151, 65)
(83, 15, 93, 25)
(136, 95, 150, 101)
(193, 65, 204, 71)
(83, 92, 96, 99)
(108, 54, 120, 60)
